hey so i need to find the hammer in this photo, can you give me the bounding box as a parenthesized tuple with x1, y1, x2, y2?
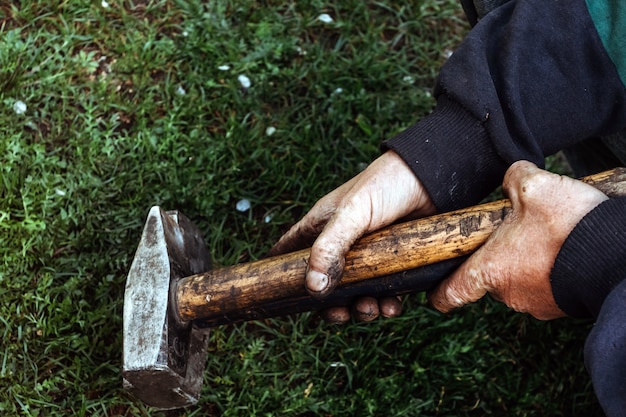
(123, 167, 626, 410)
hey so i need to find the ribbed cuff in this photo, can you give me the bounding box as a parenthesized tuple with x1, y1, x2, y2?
(551, 197, 626, 318)
(383, 95, 508, 212)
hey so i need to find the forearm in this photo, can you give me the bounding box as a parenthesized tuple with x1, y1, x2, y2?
(385, 0, 626, 212)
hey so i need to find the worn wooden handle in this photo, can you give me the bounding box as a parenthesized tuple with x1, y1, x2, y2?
(175, 167, 626, 326)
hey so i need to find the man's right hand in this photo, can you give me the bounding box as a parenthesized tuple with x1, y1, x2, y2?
(429, 161, 609, 320)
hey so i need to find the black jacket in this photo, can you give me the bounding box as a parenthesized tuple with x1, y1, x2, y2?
(383, 0, 626, 414)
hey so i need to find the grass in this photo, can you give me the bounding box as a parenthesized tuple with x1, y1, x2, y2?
(0, 1, 600, 415)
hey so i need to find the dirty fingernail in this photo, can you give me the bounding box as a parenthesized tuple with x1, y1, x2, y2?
(307, 270, 329, 293)
(354, 296, 379, 322)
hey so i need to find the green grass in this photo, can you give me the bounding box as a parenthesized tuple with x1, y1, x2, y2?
(0, 1, 600, 416)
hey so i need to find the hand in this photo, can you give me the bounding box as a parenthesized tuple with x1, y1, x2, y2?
(268, 150, 436, 322)
(428, 161, 609, 320)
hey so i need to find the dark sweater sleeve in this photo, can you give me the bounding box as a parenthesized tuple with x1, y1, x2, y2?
(584, 276, 626, 416)
(550, 197, 626, 318)
(384, 0, 626, 212)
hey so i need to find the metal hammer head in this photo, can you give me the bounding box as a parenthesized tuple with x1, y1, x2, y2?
(123, 206, 212, 409)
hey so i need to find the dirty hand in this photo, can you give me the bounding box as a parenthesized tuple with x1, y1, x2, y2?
(429, 160, 609, 320)
(268, 150, 436, 323)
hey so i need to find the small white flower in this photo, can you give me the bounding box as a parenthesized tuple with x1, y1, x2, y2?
(329, 362, 346, 368)
(55, 189, 66, 197)
(296, 46, 307, 56)
(333, 87, 343, 95)
(265, 126, 276, 136)
(218, 65, 230, 71)
(13, 100, 26, 115)
(182, 30, 189, 37)
(176, 85, 186, 96)
(402, 75, 415, 84)
(236, 199, 251, 212)
(101, 0, 109, 8)
(318, 13, 333, 23)
(264, 214, 273, 223)
(238, 74, 251, 89)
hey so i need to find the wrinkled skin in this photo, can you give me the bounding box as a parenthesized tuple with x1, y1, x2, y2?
(429, 160, 608, 320)
(268, 150, 435, 322)
(270, 154, 608, 322)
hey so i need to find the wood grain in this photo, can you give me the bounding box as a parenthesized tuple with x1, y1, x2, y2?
(174, 167, 626, 324)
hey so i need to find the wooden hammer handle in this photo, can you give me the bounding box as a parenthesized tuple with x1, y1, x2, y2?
(175, 167, 626, 326)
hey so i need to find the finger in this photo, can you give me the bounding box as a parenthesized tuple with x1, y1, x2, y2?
(320, 306, 352, 324)
(319, 296, 404, 325)
(305, 192, 372, 297)
(267, 178, 359, 257)
(502, 160, 551, 211)
(352, 296, 380, 322)
(428, 252, 491, 313)
(379, 296, 402, 318)
(267, 211, 332, 257)
(503, 160, 540, 192)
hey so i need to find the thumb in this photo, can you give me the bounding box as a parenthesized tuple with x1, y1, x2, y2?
(428, 251, 492, 313)
(306, 196, 371, 297)
(304, 150, 435, 298)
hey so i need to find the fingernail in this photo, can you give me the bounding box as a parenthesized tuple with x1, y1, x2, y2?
(354, 297, 379, 322)
(307, 270, 329, 293)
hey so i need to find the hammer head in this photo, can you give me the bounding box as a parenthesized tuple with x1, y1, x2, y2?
(123, 206, 212, 409)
